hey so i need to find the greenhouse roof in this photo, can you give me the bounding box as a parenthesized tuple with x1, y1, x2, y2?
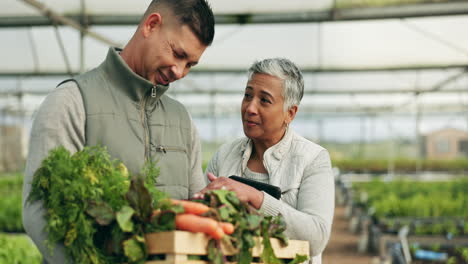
(1, 0, 468, 122)
(1, 0, 468, 75)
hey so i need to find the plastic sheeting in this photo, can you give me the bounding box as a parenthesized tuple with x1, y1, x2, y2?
(1, 0, 468, 142)
(2, 0, 333, 16)
(2, 15, 468, 74)
(1, 0, 468, 74)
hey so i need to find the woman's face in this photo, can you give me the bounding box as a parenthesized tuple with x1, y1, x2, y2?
(241, 73, 295, 146)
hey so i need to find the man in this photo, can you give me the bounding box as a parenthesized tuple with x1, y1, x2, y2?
(22, 0, 215, 262)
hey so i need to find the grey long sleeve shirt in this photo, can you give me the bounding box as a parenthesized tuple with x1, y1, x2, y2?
(22, 82, 205, 263)
(23, 82, 84, 263)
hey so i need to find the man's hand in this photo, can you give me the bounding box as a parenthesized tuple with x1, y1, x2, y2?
(194, 173, 264, 209)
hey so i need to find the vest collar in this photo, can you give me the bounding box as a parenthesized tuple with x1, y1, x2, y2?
(102, 47, 169, 102)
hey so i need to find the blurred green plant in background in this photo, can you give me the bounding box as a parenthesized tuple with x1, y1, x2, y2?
(0, 173, 23, 233)
(0, 233, 42, 263)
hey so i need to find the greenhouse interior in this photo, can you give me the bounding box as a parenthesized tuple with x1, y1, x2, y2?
(1, 0, 467, 263)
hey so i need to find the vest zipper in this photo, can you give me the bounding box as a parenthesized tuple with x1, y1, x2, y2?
(151, 85, 157, 98)
(141, 87, 156, 161)
(156, 145, 167, 154)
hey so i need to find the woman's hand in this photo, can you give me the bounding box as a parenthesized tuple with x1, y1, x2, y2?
(194, 173, 264, 209)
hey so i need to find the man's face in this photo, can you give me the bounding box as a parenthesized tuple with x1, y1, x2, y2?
(141, 15, 207, 86)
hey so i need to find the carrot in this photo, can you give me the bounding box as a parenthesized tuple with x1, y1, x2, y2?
(175, 214, 225, 240)
(151, 209, 160, 218)
(172, 199, 210, 215)
(219, 222, 234, 235)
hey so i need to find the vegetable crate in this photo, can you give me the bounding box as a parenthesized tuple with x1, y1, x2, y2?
(145, 231, 310, 264)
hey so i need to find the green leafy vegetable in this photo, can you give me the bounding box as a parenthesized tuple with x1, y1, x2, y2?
(199, 189, 309, 264)
(116, 206, 135, 232)
(289, 254, 309, 264)
(28, 146, 166, 263)
(29, 146, 308, 264)
(126, 175, 153, 222)
(260, 217, 282, 264)
(86, 200, 115, 226)
(123, 236, 145, 263)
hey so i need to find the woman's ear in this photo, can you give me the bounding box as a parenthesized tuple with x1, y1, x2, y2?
(286, 105, 298, 125)
(141, 13, 163, 38)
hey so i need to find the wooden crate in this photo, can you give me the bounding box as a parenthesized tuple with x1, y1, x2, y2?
(145, 231, 310, 264)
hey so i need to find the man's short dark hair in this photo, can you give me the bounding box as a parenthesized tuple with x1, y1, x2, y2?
(144, 0, 215, 46)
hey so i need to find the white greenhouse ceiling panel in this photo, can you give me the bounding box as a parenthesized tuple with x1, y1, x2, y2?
(1, 0, 333, 17)
(1, 0, 468, 76)
(2, 16, 468, 75)
(321, 16, 468, 69)
(208, 0, 333, 14)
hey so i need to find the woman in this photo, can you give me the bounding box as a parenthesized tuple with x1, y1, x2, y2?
(197, 58, 334, 264)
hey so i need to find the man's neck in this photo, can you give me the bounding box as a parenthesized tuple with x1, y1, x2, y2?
(119, 44, 138, 74)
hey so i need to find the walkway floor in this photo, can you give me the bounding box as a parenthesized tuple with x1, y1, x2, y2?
(322, 206, 377, 264)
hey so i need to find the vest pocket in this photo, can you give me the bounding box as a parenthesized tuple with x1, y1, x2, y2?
(152, 144, 189, 192)
(155, 145, 187, 154)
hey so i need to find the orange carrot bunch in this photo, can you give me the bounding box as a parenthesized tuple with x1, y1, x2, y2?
(171, 199, 210, 215)
(170, 199, 235, 240)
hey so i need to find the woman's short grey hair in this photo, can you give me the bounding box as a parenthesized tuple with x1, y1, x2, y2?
(247, 58, 304, 111)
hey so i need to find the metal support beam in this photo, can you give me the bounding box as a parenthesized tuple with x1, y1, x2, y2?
(414, 97, 423, 172)
(79, 0, 87, 73)
(190, 65, 468, 74)
(18, 0, 121, 47)
(2, 103, 467, 117)
(333, 2, 468, 21)
(53, 25, 73, 76)
(3, 2, 468, 27)
(1, 64, 467, 77)
(27, 27, 39, 72)
(1, 87, 466, 98)
(185, 104, 468, 117)
(169, 88, 468, 95)
(385, 68, 468, 112)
